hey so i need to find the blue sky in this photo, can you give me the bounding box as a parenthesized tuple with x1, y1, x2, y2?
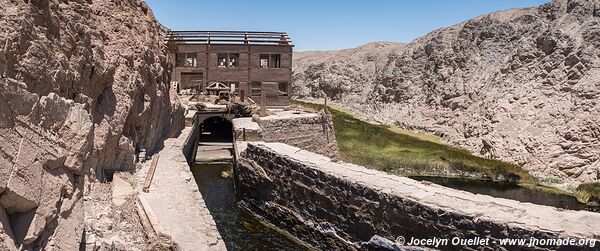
(146, 0, 549, 51)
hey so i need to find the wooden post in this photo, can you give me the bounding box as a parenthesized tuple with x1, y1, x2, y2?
(242, 128, 246, 141)
(143, 154, 160, 193)
(230, 83, 235, 103)
(260, 92, 267, 116)
(324, 96, 328, 114)
(325, 116, 330, 144)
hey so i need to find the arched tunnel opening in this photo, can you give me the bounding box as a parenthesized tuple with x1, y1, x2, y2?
(194, 116, 234, 164)
(190, 114, 306, 249)
(199, 116, 233, 143)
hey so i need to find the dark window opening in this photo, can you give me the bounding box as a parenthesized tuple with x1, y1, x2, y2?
(259, 54, 269, 68)
(218, 53, 239, 68)
(218, 53, 227, 68)
(270, 54, 281, 68)
(180, 73, 203, 93)
(186, 53, 197, 67)
(278, 82, 288, 96)
(176, 53, 185, 67)
(227, 82, 239, 94)
(251, 82, 262, 96)
(259, 54, 281, 68)
(176, 53, 197, 67)
(228, 53, 239, 67)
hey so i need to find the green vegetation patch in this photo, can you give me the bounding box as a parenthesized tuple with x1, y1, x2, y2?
(576, 182, 600, 204)
(294, 100, 531, 182)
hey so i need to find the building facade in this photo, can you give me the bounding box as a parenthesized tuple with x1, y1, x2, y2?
(165, 31, 293, 106)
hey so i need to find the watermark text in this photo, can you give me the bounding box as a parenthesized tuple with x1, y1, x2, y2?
(395, 236, 597, 248)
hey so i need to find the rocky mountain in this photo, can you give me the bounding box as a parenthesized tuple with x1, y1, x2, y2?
(293, 0, 600, 183)
(293, 42, 405, 101)
(0, 0, 183, 249)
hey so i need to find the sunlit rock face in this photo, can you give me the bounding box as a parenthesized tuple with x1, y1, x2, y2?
(0, 0, 183, 249)
(293, 0, 600, 183)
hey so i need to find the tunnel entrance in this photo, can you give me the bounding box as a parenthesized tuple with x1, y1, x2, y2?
(200, 116, 233, 143)
(195, 116, 234, 164)
(191, 114, 308, 250)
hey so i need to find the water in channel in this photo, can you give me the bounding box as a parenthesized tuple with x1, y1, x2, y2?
(410, 176, 599, 212)
(191, 163, 308, 250)
(191, 116, 308, 250)
(192, 115, 597, 251)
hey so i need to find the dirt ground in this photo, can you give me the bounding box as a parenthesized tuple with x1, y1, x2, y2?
(83, 172, 180, 251)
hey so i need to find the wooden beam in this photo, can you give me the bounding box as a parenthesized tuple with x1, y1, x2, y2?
(143, 154, 160, 193)
(136, 195, 163, 236)
(165, 30, 292, 45)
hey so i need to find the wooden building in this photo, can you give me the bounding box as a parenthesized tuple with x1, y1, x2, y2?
(165, 31, 293, 106)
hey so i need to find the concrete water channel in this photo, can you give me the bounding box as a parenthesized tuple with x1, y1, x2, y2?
(144, 106, 599, 250)
(191, 112, 309, 250)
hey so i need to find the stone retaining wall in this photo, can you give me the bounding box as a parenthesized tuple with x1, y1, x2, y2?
(232, 117, 262, 141)
(255, 111, 339, 160)
(235, 143, 600, 251)
(182, 112, 200, 164)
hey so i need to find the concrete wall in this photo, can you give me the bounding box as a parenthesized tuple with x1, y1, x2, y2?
(182, 113, 200, 165)
(232, 117, 262, 142)
(255, 111, 339, 159)
(235, 143, 600, 250)
(138, 126, 226, 250)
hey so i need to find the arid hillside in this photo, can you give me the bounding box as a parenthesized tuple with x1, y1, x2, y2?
(293, 0, 600, 183)
(0, 0, 183, 249)
(293, 42, 405, 101)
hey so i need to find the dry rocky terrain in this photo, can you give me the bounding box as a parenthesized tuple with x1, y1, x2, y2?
(0, 0, 183, 249)
(293, 0, 600, 184)
(0, 0, 599, 249)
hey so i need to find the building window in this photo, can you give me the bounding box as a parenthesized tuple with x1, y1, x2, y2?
(180, 73, 203, 93)
(218, 53, 227, 68)
(259, 54, 269, 68)
(186, 54, 197, 67)
(218, 53, 239, 68)
(259, 54, 281, 68)
(278, 82, 288, 96)
(227, 82, 239, 94)
(251, 82, 262, 96)
(270, 54, 281, 68)
(176, 53, 185, 67)
(228, 53, 239, 67)
(176, 53, 197, 67)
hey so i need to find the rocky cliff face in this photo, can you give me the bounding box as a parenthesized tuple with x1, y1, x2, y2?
(293, 42, 405, 102)
(0, 0, 183, 249)
(293, 0, 600, 183)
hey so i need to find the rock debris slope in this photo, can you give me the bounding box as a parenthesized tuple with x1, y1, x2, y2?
(0, 0, 183, 249)
(293, 42, 405, 102)
(293, 0, 600, 183)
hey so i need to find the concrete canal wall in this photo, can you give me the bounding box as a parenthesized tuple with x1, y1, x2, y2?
(253, 111, 339, 160)
(136, 117, 226, 250)
(234, 141, 600, 250)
